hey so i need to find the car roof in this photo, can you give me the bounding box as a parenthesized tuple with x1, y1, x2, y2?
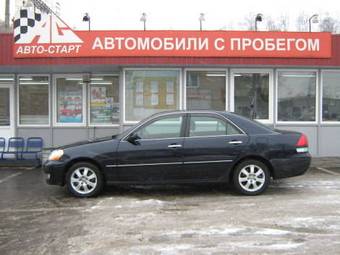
(149, 110, 230, 116)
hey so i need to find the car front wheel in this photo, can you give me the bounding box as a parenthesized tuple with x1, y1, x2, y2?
(232, 160, 270, 195)
(66, 162, 104, 197)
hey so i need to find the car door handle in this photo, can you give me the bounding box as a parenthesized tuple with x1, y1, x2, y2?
(229, 140, 243, 145)
(168, 144, 182, 148)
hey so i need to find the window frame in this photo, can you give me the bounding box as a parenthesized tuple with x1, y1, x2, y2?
(123, 68, 183, 125)
(17, 74, 51, 127)
(88, 74, 120, 127)
(0, 75, 14, 129)
(320, 69, 340, 124)
(53, 74, 87, 127)
(276, 69, 319, 125)
(0, 86, 11, 127)
(230, 68, 273, 124)
(184, 68, 228, 111)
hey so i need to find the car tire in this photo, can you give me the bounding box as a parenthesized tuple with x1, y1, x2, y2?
(232, 160, 270, 195)
(66, 162, 104, 198)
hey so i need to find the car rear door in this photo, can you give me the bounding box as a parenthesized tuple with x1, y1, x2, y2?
(180, 113, 249, 181)
(113, 113, 186, 183)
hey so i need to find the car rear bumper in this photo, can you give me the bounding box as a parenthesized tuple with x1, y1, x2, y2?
(43, 160, 67, 186)
(270, 153, 311, 179)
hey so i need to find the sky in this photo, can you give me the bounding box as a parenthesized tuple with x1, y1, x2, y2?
(1, 0, 340, 31)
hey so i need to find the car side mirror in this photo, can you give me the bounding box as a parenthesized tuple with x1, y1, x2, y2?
(127, 133, 141, 145)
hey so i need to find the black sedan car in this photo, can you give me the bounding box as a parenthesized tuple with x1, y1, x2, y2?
(43, 111, 311, 197)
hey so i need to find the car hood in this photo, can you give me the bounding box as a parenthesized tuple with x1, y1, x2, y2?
(58, 135, 118, 149)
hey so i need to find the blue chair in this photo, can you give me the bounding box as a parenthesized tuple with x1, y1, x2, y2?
(0, 137, 5, 159)
(2, 137, 25, 160)
(22, 137, 43, 160)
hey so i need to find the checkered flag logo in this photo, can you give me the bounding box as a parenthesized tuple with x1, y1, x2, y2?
(13, 5, 82, 45)
(14, 8, 42, 43)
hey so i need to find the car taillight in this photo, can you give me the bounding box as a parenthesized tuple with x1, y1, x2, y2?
(296, 134, 309, 153)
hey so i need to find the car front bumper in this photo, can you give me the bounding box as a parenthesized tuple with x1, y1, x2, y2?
(43, 160, 67, 186)
(270, 153, 311, 179)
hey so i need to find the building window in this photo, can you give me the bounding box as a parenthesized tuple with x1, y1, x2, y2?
(0, 87, 10, 126)
(277, 71, 316, 122)
(55, 77, 85, 125)
(322, 71, 340, 122)
(89, 76, 119, 125)
(18, 76, 49, 125)
(125, 70, 180, 122)
(233, 72, 271, 121)
(186, 71, 226, 111)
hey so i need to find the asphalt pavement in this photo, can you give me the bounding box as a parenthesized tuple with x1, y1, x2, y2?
(0, 159, 340, 255)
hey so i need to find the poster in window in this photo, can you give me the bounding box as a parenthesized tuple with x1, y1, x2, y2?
(166, 94, 174, 105)
(166, 81, 174, 93)
(136, 80, 144, 93)
(135, 94, 144, 106)
(151, 93, 159, 106)
(90, 86, 113, 123)
(58, 86, 83, 123)
(151, 81, 159, 93)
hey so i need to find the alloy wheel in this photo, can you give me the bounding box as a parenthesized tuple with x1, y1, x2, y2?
(238, 164, 265, 192)
(70, 167, 98, 195)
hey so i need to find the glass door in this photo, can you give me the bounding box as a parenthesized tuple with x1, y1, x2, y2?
(230, 69, 273, 123)
(0, 82, 15, 140)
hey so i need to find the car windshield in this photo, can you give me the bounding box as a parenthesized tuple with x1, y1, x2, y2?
(115, 114, 158, 139)
(116, 126, 134, 139)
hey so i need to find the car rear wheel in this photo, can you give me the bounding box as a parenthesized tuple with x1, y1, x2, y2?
(232, 160, 270, 195)
(66, 162, 104, 197)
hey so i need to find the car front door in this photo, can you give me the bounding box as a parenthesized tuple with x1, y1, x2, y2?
(180, 113, 249, 181)
(114, 114, 186, 183)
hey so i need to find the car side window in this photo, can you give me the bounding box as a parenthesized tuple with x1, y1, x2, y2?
(189, 115, 241, 137)
(136, 116, 183, 139)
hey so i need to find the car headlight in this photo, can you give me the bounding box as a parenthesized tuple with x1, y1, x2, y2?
(48, 149, 64, 161)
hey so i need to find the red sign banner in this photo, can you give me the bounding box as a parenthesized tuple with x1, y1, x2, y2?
(14, 30, 332, 59)
(12, 6, 332, 59)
